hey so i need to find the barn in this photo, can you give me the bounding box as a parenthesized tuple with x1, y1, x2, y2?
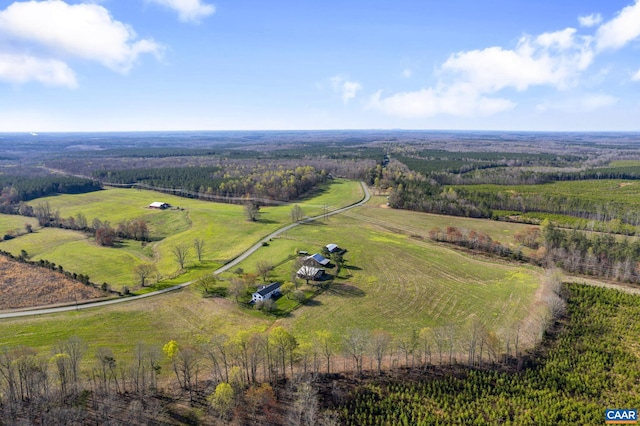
(149, 202, 170, 209)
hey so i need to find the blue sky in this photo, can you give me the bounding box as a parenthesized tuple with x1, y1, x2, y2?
(1, 0, 640, 131)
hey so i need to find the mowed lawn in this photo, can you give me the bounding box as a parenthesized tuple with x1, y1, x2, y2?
(224, 211, 542, 340)
(0, 180, 363, 290)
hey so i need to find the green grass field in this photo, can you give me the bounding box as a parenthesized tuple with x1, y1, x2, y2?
(351, 195, 536, 248)
(0, 206, 542, 365)
(0, 180, 363, 290)
(0, 287, 270, 361)
(222, 206, 542, 340)
(0, 214, 37, 238)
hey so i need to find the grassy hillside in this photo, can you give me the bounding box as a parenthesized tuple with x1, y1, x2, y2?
(228, 213, 542, 340)
(0, 180, 363, 290)
(0, 189, 543, 366)
(0, 214, 37, 238)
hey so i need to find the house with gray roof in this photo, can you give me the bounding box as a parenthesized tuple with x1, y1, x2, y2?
(252, 282, 281, 303)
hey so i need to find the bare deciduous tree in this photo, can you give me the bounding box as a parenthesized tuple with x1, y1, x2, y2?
(172, 245, 190, 270)
(290, 204, 304, 223)
(134, 263, 157, 287)
(343, 328, 369, 376)
(370, 329, 392, 375)
(193, 238, 205, 262)
(256, 260, 273, 282)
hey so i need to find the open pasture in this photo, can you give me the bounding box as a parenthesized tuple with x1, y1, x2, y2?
(0, 287, 270, 361)
(0, 180, 363, 291)
(350, 195, 536, 248)
(224, 211, 542, 340)
(0, 214, 37, 238)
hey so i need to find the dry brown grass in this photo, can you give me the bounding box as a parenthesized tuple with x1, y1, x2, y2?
(0, 256, 105, 309)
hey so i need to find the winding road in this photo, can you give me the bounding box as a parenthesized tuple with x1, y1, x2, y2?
(0, 182, 371, 319)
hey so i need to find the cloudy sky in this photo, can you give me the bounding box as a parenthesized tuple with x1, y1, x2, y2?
(1, 0, 640, 131)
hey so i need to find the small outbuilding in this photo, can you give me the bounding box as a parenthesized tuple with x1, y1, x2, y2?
(252, 282, 281, 303)
(305, 253, 330, 267)
(149, 202, 170, 209)
(297, 265, 325, 281)
(325, 243, 339, 253)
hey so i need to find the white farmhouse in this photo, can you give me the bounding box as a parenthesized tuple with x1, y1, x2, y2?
(252, 282, 282, 303)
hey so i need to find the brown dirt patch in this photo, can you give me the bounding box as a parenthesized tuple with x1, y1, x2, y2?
(0, 256, 105, 309)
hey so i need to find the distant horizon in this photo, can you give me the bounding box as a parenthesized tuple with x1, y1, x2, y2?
(2, 129, 640, 135)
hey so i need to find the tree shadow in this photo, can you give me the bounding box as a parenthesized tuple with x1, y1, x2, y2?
(257, 218, 278, 224)
(343, 265, 362, 271)
(326, 283, 365, 298)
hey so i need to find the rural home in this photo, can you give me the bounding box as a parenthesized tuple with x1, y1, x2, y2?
(305, 253, 330, 267)
(325, 243, 340, 253)
(252, 282, 281, 303)
(297, 265, 324, 281)
(149, 202, 170, 209)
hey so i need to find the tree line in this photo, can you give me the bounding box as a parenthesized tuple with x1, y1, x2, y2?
(0, 176, 101, 214)
(0, 284, 559, 425)
(94, 164, 328, 202)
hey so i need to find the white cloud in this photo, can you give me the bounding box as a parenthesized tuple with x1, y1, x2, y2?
(0, 1, 162, 74)
(596, 0, 640, 51)
(442, 29, 593, 92)
(0, 53, 77, 87)
(402, 68, 412, 78)
(579, 13, 602, 27)
(330, 75, 362, 104)
(369, 86, 515, 118)
(147, 0, 215, 23)
(370, 28, 592, 118)
(369, 1, 640, 120)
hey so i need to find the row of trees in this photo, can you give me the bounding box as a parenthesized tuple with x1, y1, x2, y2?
(29, 202, 151, 247)
(541, 220, 640, 282)
(0, 302, 557, 424)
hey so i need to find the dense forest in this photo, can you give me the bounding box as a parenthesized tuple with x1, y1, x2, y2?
(332, 284, 640, 425)
(0, 176, 101, 214)
(93, 164, 328, 202)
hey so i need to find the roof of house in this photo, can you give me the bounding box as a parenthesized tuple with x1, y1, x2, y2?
(326, 243, 339, 252)
(255, 282, 281, 297)
(308, 253, 330, 266)
(149, 201, 168, 208)
(297, 266, 323, 277)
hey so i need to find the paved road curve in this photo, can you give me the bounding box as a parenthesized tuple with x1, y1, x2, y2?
(0, 182, 371, 319)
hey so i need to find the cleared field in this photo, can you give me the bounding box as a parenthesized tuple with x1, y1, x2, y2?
(349, 195, 535, 247)
(0, 180, 363, 291)
(0, 256, 105, 309)
(0, 214, 37, 238)
(0, 190, 542, 366)
(224, 210, 542, 339)
(0, 287, 270, 360)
